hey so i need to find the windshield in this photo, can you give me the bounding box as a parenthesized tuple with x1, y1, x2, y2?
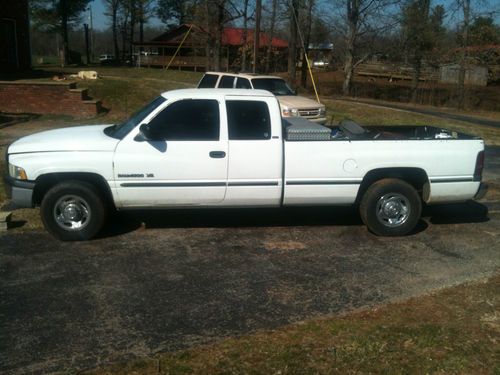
(251, 78, 294, 96)
(106, 96, 166, 139)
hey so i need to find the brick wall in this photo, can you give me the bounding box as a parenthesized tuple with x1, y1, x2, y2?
(0, 81, 101, 118)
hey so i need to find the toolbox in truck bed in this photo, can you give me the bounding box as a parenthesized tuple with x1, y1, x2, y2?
(283, 117, 332, 141)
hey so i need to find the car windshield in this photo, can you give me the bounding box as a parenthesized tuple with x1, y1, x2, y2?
(251, 78, 294, 96)
(105, 96, 166, 139)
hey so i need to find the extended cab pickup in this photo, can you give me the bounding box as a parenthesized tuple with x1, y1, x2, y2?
(5, 89, 486, 240)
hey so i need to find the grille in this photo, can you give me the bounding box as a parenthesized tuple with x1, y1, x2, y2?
(298, 108, 320, 117)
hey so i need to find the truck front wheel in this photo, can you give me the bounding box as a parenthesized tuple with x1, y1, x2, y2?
(360, 178, 422, 236)
(40, 181, 107, 241)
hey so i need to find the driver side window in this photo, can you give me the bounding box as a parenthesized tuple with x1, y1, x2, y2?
(147, 99, 220, 141)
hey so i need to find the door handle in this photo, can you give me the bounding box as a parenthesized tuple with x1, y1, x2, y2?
(209, 151, 226, 158)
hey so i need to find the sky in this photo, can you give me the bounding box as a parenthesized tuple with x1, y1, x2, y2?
(89, 0, 499, 31)
(90, 0, 163, 31)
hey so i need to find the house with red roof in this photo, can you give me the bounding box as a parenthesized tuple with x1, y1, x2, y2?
(133, 24, 288, 72)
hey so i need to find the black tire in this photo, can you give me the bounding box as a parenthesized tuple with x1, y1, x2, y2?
(360, 178, 422, 236)
(40, 180, 107, 241)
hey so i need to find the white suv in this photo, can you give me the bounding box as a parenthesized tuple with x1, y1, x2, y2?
(198, 72, 327, 124)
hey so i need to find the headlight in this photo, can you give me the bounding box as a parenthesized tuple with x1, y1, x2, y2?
(319, 107, 326, 116)
(8, 163, 28, 180)
(282, 108, 299, 117)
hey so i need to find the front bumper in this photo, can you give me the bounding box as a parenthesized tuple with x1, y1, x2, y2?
(4, 175, 35, 208)
(474, 182, 488, 200)
(304, 117, 327, 124)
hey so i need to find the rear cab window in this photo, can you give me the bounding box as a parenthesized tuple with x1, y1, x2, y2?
(235, 78, 252, 89)
(198, 74, 219, 88)
(219, 75, 235, 88)
(227, 100, 271, 140)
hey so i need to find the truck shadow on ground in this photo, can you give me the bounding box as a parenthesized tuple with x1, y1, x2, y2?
(99, 201, 490, 239)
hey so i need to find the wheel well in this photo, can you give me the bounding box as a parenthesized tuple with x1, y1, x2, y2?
(33, 173, 115, 209)
(355, 168, 429, 204)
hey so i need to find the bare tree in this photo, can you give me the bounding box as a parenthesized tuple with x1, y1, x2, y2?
(402, 0, 445, 102)
(157, 0, 196, 24)
(202, 0, 243, 71)
(31, 0, 91, 65)
(253, 0, 262, 72)
(241, 0, 250, 71)
(300, 0, 314, 87)
(457, 0, 471, 109)
(332, 0, 399, 95)
(264, 0, 278, 73)
(117, 0, 131, 60)
(287, 0, 299, 87)
(137, 0, 155, 43)
(104, 0, 121, 58)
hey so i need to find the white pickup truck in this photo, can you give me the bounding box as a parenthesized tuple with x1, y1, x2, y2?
(5, 89, 486, 241)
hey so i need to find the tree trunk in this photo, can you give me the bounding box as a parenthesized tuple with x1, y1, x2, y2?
(140, 20, 144, 43)
(265, 0, 277, 73)
(112, 3, 119, 59)
(410, 55, 421, 103)
(213, 1, 224, 71)
(457, 0, 470, 109)
(241, 0, 249, 71)
(342, 50, 354, 95)
(300, 0, 314, 87)
(287, 0, 299, 87)
(253, 0, 261, 73)
(129, 0, 136, 62)
(60, 0, 69, 65)
(342, 0, 359, 96)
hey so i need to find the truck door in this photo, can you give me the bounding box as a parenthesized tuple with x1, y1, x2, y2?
(113, 98, 228, 207)
(223, 97, 283, 206)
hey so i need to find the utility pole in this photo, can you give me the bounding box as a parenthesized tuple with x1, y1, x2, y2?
(253, 0, 262, 73)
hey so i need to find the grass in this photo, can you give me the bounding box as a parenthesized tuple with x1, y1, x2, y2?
(65, 68, 202, 121)
(88, 274, 500, 374)
(323, 99, 500, 146)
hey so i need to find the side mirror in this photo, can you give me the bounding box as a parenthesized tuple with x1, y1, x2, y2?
(134, 123, 152, 142)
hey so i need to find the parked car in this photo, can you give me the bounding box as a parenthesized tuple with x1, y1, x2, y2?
(5, 89, 486, 240)
(198, 72, 327, 124)
(99, 54, 116, 65)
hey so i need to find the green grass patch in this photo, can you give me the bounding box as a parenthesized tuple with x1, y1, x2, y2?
(89, 275, 500, 374)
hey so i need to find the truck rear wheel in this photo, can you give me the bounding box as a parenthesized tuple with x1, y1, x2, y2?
(360, 178, 422, 236)
(40, 181, 107, 241)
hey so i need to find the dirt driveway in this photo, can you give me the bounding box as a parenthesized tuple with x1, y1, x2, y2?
(1, 121, 500, 374)
(1, 202, 499, 374)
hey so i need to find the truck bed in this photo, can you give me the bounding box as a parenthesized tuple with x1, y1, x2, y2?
(283, 118, 478, 142)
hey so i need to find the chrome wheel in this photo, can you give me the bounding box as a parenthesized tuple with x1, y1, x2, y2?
(376, 193, 410, 227)
(53, 195, 91, 231)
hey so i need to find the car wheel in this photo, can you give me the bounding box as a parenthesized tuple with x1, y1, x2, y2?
(360, 178, 422, 236)
(40, 181, 107, 241)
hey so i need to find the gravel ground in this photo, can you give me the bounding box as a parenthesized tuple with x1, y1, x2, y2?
(1, 121, 499, 374)
(1, 203, 499, 374)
